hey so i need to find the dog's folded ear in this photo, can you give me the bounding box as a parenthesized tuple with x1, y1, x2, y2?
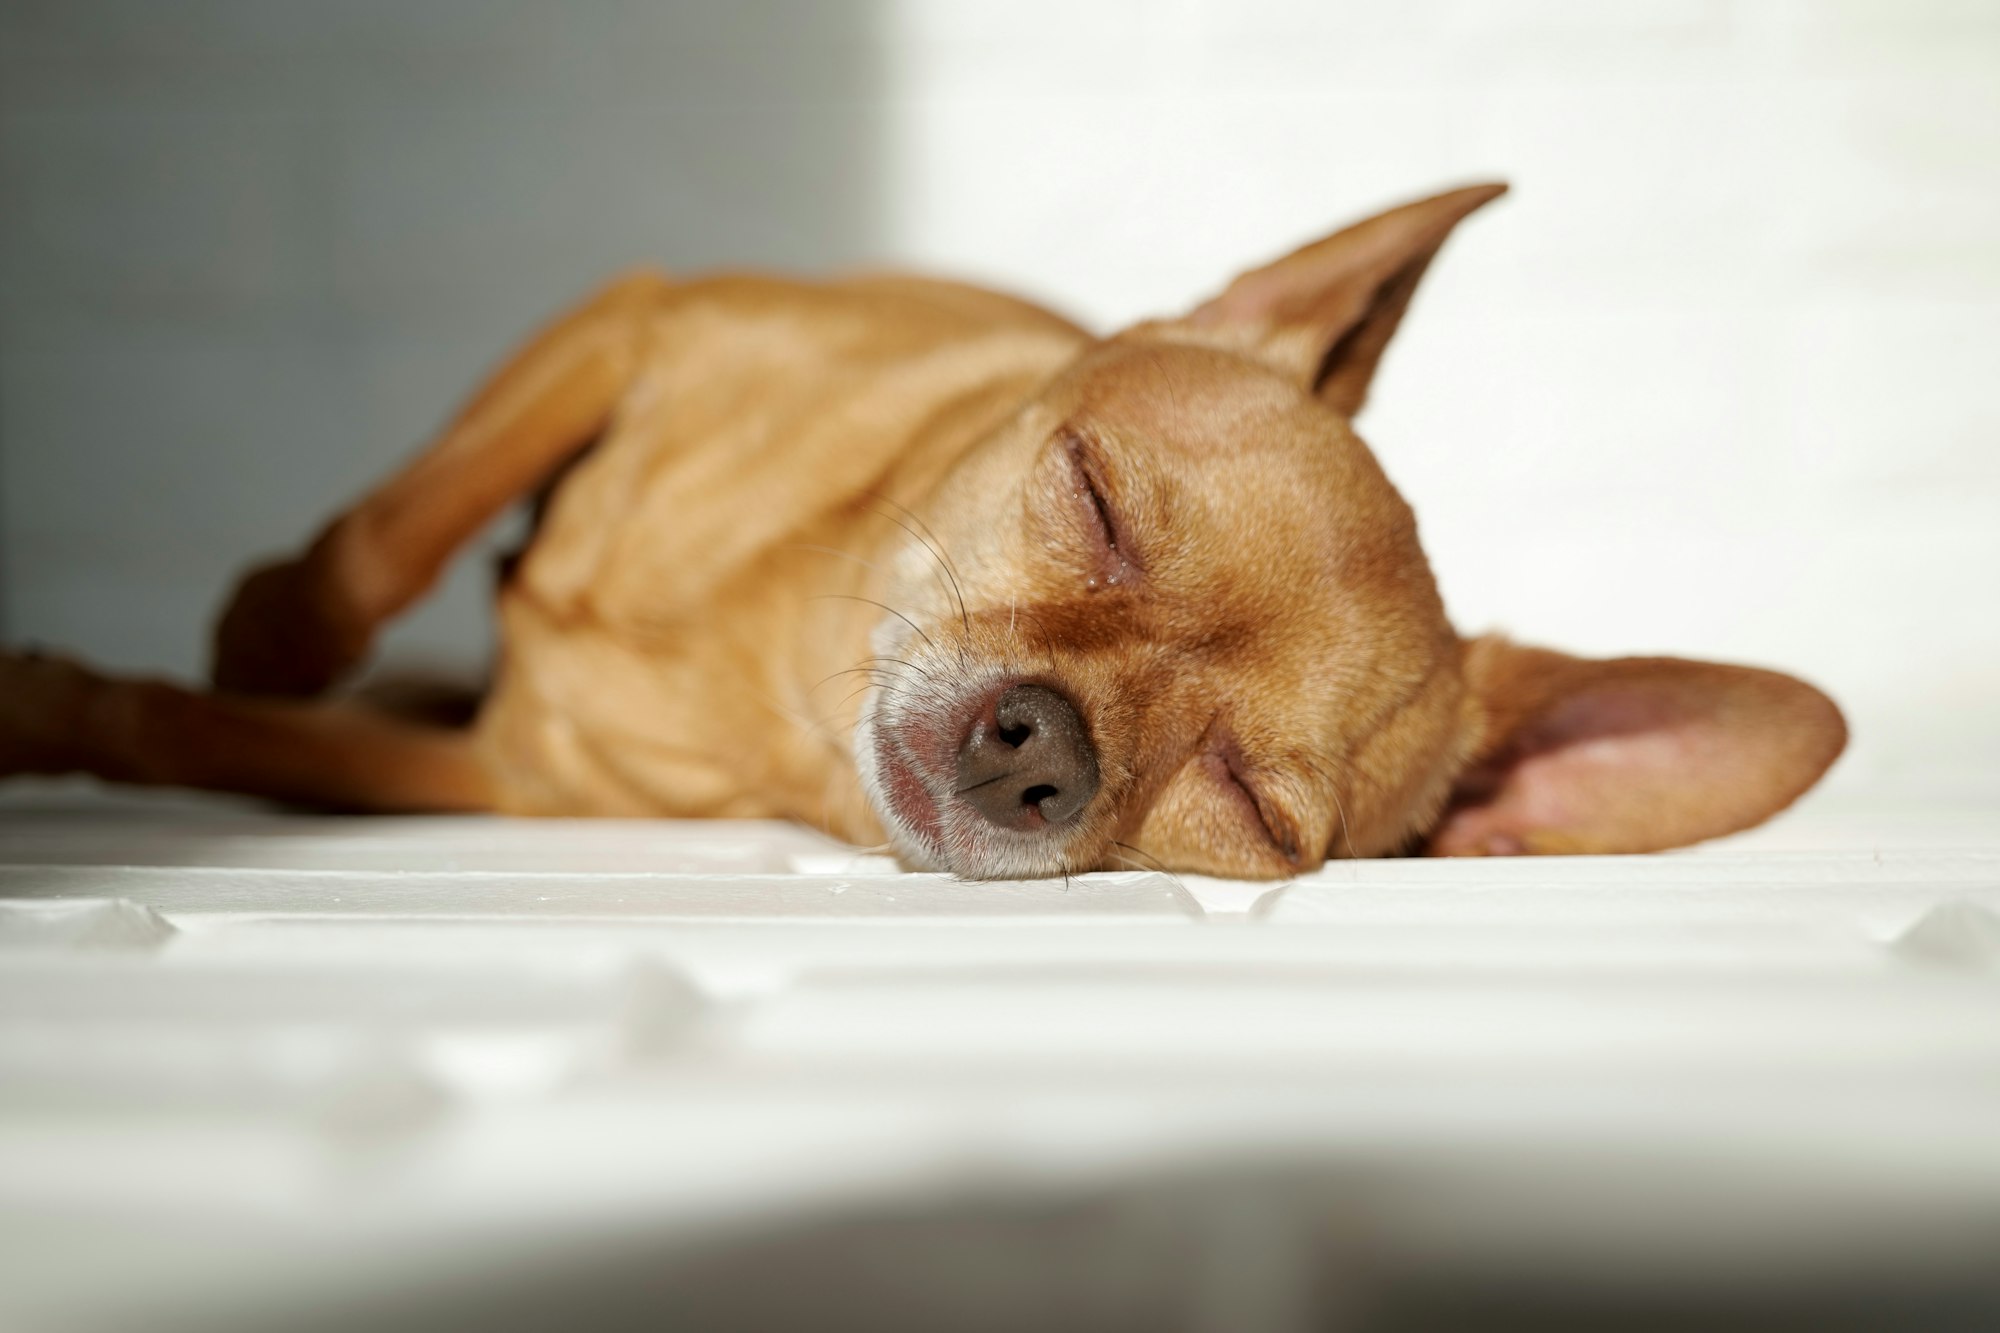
(1183, 182, 1506, 416)
(1425, 636, 1848, 857)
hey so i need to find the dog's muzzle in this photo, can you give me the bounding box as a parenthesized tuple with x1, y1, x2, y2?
(954, 683, 1099, 832)
(861, 669, 1106, 876)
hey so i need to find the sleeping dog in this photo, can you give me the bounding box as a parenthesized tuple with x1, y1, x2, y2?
(0, 183, 1846, 878)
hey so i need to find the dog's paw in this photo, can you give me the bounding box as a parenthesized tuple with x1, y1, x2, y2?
(211, 556, 372, 697)
(0, 648, 100, 777)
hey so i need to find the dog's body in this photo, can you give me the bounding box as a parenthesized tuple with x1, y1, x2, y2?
(0, 184, 1847, 878)
(473, 271, 1089, 839)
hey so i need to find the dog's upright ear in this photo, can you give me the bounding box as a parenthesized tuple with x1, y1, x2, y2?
(1426, 637, 1848, 857)
(1182, 182, 1507, 416)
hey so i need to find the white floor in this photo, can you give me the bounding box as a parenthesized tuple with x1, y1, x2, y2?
(3, 782, 1998, 1330)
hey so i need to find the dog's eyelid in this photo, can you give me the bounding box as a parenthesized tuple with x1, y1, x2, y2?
(1213, 747, 1302, 865)
(1059, 430, 1133, 587)
(1062, 433, 1112, 523)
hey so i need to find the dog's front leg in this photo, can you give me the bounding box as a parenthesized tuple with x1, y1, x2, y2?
(210, 268, 672, 697)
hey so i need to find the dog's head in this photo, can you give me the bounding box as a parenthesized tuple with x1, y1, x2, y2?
(856, 184, 1845, 878)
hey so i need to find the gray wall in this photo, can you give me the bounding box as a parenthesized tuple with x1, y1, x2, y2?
(0, 0, 886, 676)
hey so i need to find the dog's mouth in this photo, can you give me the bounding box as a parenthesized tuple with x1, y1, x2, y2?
(874, 743, 946, 857)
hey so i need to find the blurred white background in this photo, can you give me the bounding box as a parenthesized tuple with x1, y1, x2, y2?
(2, 0, 1995, 802)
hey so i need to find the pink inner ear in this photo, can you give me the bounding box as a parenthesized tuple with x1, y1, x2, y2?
(1427, 688, 1734, 857)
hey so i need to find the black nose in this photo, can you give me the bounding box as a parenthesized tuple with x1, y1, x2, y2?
(956, 684, 1100, 831)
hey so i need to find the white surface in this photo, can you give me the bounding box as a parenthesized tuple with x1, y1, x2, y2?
(2, 786, 1999, 1328)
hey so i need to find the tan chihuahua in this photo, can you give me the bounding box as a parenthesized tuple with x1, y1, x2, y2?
(0, 183, 1846, 879)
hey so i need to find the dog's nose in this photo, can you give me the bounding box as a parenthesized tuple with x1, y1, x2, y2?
(956, 684, 1100, 831)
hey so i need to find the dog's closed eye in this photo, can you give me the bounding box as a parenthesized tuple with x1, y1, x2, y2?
(1063, 433, 1132, 589)
(1206, 749, 1301, 865)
